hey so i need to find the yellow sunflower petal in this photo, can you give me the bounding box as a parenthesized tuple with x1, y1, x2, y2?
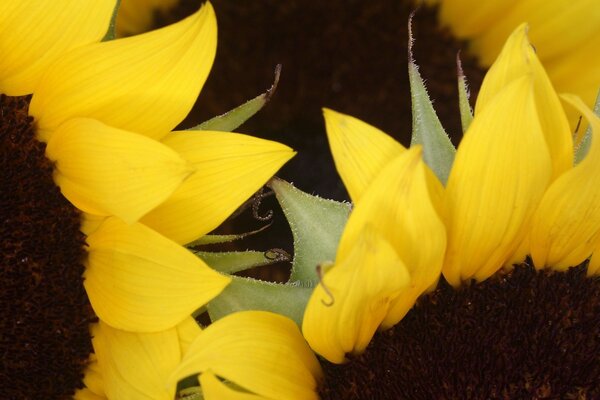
(177, 316, 202, 357)
(475, 24, 572, 179)
(200, 371, 267, 400)
(46, 118, 193, 224)
(141, 131, 294, 245)
(30, 2, 217, 141)
(470, 0, 600, 65)
(323, 108, 405, 203)
(443, 76, 552, 286)
(530, 95, 600, 270)
(85, 217, 230, 332)
(0, 1, 115, 95)
(92, 322, 179, 400)
(80, 358, 106, 398)
(302, 226, 410, 364)
(335, 147, 446, 328)
(170, 311, 322, 400)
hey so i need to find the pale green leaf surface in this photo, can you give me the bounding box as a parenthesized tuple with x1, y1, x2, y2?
(457, 54, 474, 133)
(102, 0, 121, 41)
(207, 276, 312, 326)
(269, 178, 350, 283)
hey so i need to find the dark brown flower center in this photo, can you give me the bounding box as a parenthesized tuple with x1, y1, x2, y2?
(0, 95, 94, 398)
(319, 262, 600, 400)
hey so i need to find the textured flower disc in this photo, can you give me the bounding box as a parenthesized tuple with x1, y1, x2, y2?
(319, 262, 600, 399)
(0, 95, 94, 397)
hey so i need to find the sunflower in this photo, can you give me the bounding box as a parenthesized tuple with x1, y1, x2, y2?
(1, 1, 293, 397)
(262, 23, 600, 398)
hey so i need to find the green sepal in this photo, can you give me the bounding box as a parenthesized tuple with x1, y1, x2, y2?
(269, 178, 350, 284)
(102, 0, 121, 42)
(185, 223, 271, 246)
(207, 276, 313, 326)
(188, 65, 281, 132)
(457, 53, 474, 134)
(194, 249, 290, 275)
(408, 19, 456, 185)
(575, 88, 600, 164)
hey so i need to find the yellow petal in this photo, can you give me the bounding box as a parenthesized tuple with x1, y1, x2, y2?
(475, 24, 572, 179)
(142, 131, 294, 244)
(302, 226, 410, 363)
(46, 118, 193, 224)
(438, 0, 511, 38)
(92, 322, 180, 400)
(200, 371, 267, 400)
(530, 95, 600, 270)
(323, 108, 405, 203)
(470, 0, 600, 65)
(443, 76, 552, 286)
(0, 1, 115, 95)
(85, 217, 231, 332)
(81, 358, 105, 398)
(336, 147, 446, 328)
(170, 311, 322, 400)
(177, 316, 202, 357)
(30, 2, 217, 141)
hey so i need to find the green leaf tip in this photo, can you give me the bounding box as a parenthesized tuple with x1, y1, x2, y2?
(408, 12, 456, 185)
(456, 52, 474, 133)
(189, 64, 282, 132)
(207, 276, 313, 326)
(268, 178, 350, 284)
(102, 0, 121, 42)
(574, 88, 600, 164)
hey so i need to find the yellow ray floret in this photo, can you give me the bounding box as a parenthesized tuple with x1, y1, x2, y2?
(91, 322, 179, 400)
(46, 118, 193, 224)
(443, 75, 552, 286)
(336, 147, 446, 328)
(84, 217, 230, 332)
(323, 108, 405, 203)
(116, 0, 179, 36)
(141, 130, 295, 245)
(302, 226, 410, 363)
(30, 2, 217, 141)
(530, 95, 600, 270)
(0, 0, 115, 95)
(170, 311, 322, 400)
(474, 24, 572, 180)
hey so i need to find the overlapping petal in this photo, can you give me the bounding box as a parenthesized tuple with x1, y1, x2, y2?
(337, 147, 446, 327)
(30, 2, 217, 141)
(443, 76, 552, 286)
(530, 95, 600, 270)
(200, 371, 267, 400)
(170, 311, 322, 400)
(475, 24, 572, 179)
(46, 118, 193, 224)
(302, 226, 410, 363)
(141, 130, 295, 244)
(323, 108, 405, 203)
(85, 217, 230, 332)
(92, 322, 180, 400)
(0, 1, 115, 95)
(117, 0, 179, 36)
